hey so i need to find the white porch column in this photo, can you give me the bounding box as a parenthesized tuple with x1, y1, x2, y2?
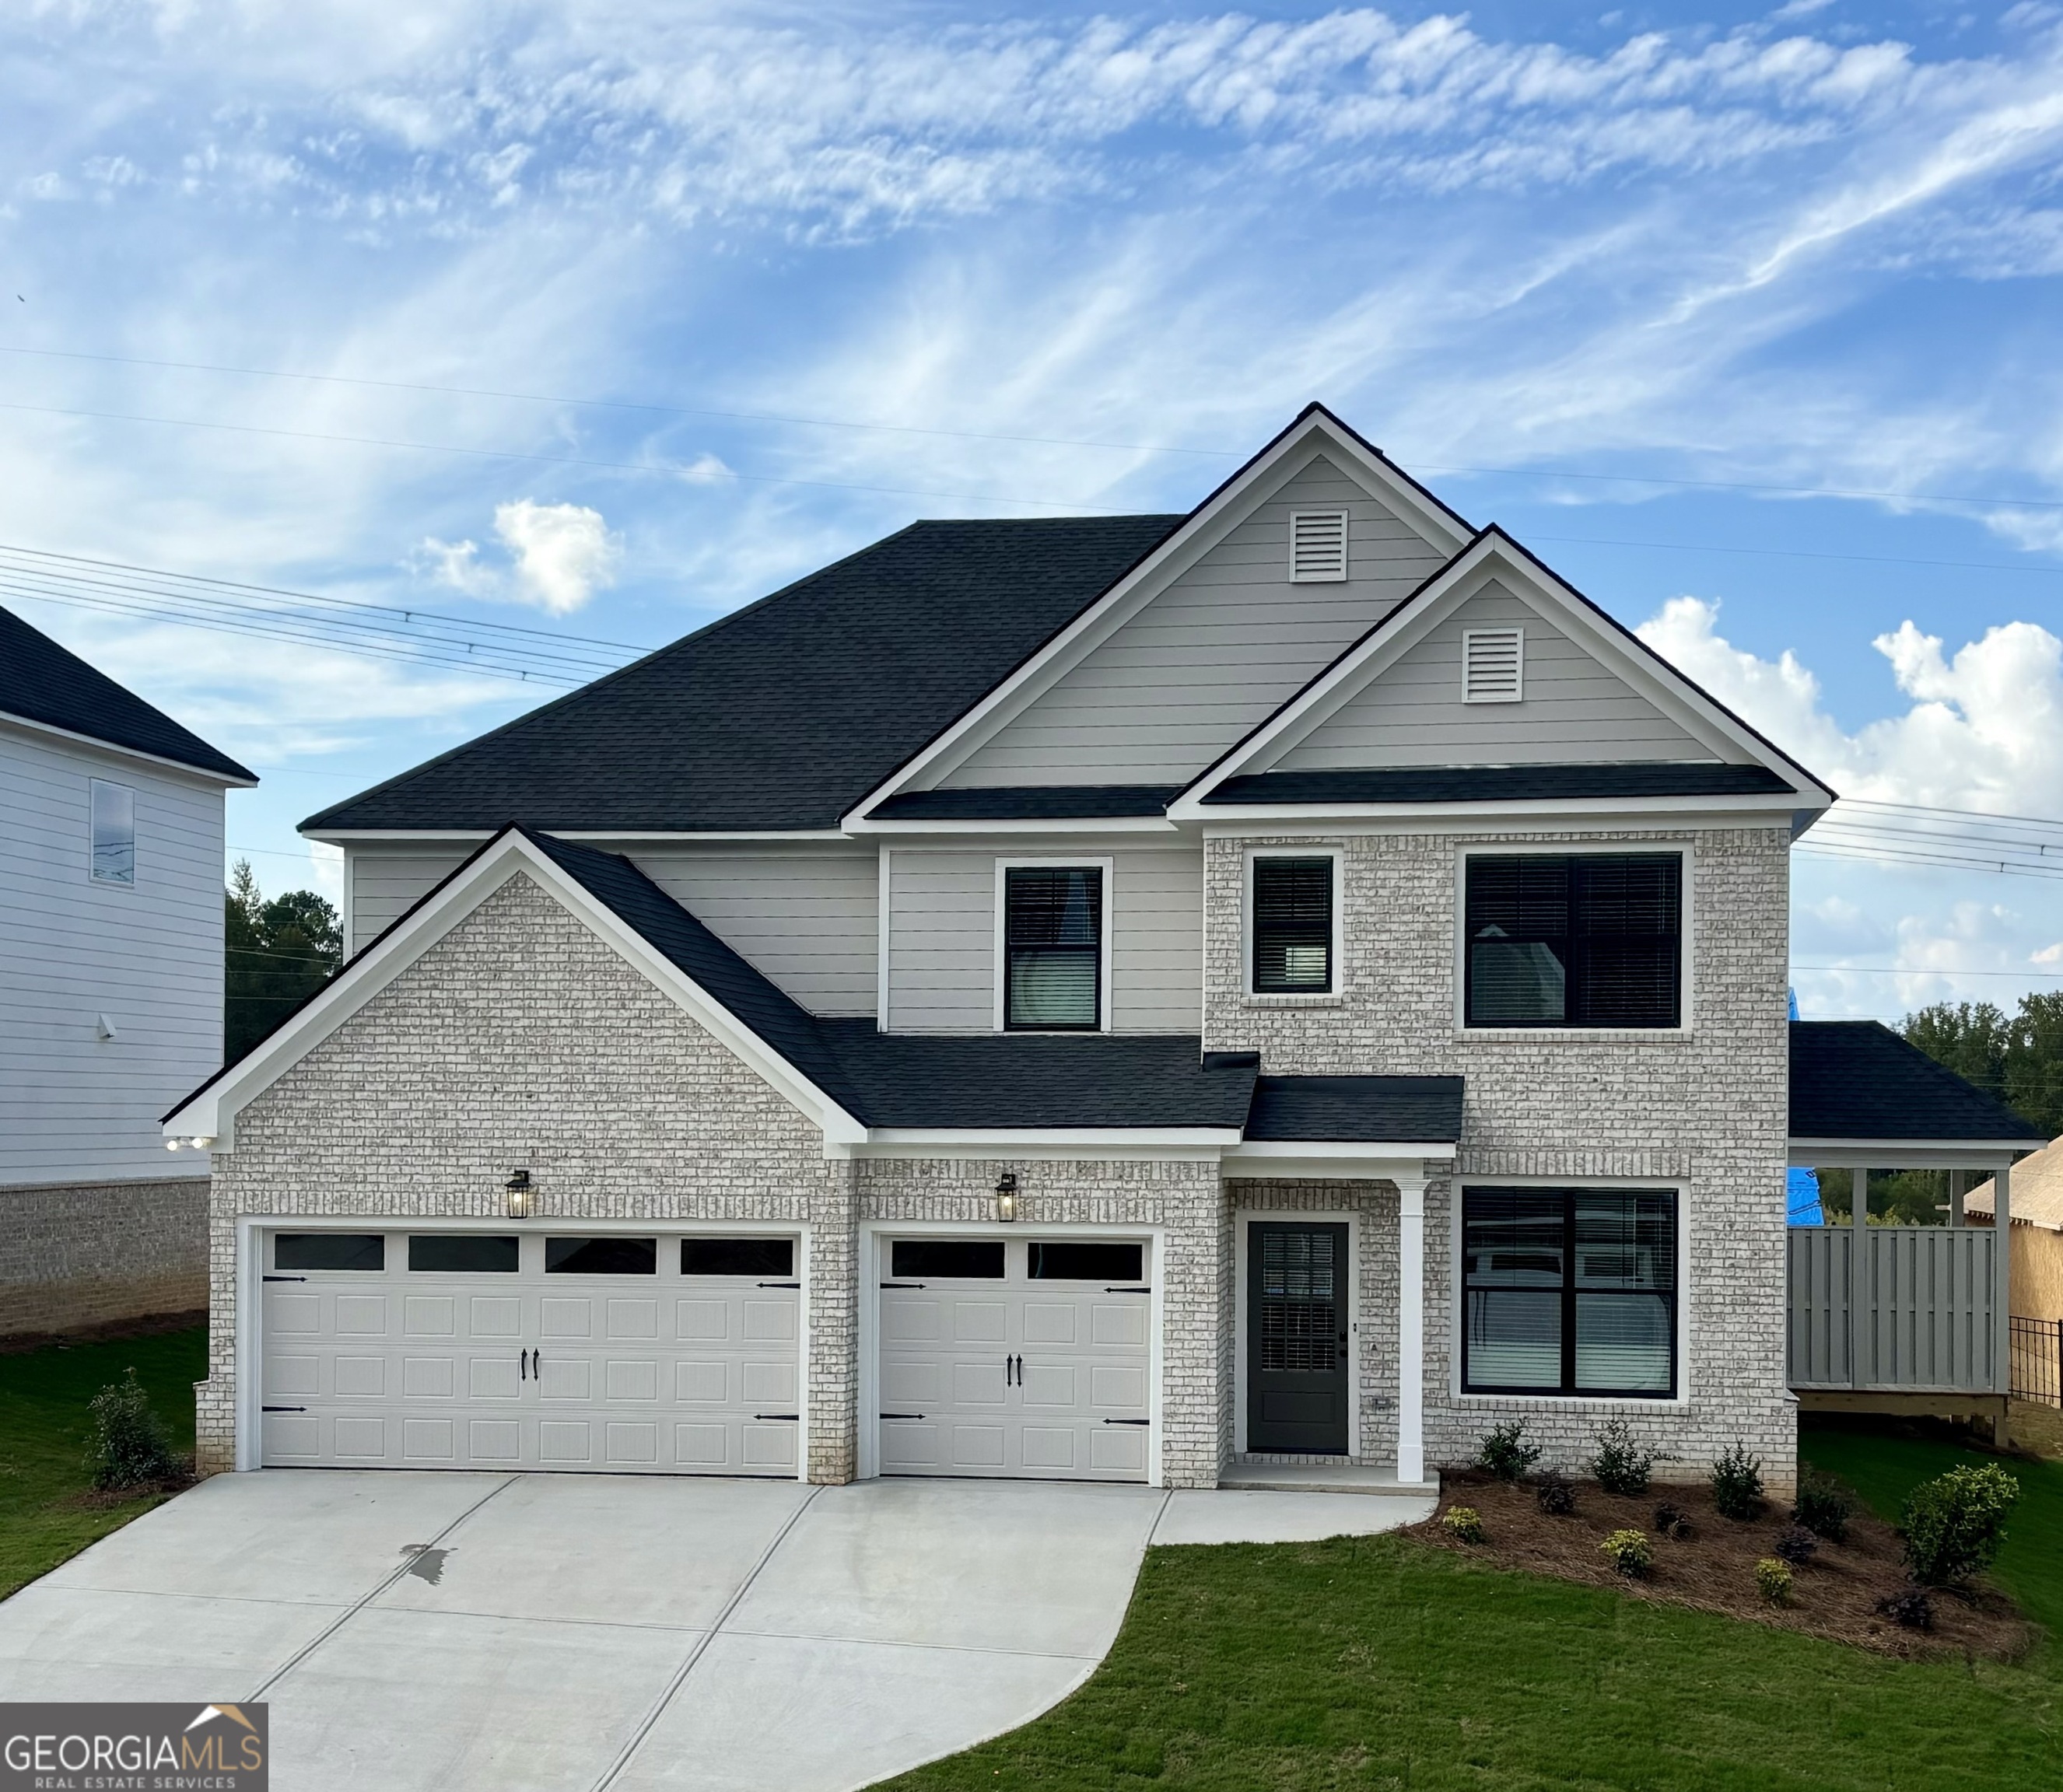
(1995, 1160, 2012, 1399)
(1396, 1173, 1427, 1486)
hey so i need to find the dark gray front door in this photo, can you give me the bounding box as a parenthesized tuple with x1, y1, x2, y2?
(1246, 1221, 1350, 1454)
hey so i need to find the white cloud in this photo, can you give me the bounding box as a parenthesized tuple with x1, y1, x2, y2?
(421, 500, 622, 614)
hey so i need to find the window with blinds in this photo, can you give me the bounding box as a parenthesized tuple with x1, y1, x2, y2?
(1464, 853, 1682, 1028)
(1003, 865, 1103, 1030)
(1252, 855, 1333, 992)
(1290, 509, 1348, 582)
(1461, 1187, 1677, 1395)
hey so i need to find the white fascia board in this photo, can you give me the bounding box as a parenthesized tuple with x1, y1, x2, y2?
(1193, 795, 1805, 831)
(1788, 1139, 2046, 1169)
(0, 709, 257, 788)
(850, 1127, 1242, 1161)
(1168, 534, 1834, 820)
(302, 828, 496, 845)
(1224, 1143, 1455, 1178)
(839, 414, 1473, 828)
(303, 828, 853, 845)
(847, 815, 1183, 838)
(166, 829, 866, 1149)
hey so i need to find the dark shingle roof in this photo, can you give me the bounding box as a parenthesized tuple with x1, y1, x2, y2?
(869, 784, 1180, 821)
(1789, 1021, 2045, 1143)
(1246, 1075, 1465, 1142)
(306, 516, 1182, 833)
(0, 603, 254, 782)
(1205, 763, 1795, 806)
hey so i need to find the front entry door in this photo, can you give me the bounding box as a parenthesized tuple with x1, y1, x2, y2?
(1246, 1222, 1350, 1454)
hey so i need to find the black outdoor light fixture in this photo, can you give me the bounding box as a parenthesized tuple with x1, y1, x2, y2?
(505, 1169, 534, 1220)
(994, 1171, 1019, 1223)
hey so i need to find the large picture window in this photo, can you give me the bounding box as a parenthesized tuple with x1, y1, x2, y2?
(1462, 1188, 1677, 1396)
(1252, 856, 1333, 993)
(1465, 853, 1682, 1028)
(1003, 865, 1102, 1030)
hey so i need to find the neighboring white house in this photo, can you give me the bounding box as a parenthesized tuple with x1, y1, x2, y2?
(164, 404, 2040, 1488)
(2, 602, 255, 1334)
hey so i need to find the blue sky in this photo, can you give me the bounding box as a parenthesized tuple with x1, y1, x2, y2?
(4, 0, 2063, 1024)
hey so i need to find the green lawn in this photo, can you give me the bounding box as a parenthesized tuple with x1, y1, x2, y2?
(883, 1430, 2063, 1791)
(0, 1327, 207, 1600)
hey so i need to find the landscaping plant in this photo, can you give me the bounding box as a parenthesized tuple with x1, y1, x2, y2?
(1755, 1559, 1793, 1606)
(1875, 1588, 1935, 1631)
(1773, 1526, 1819, 1566)
(1589, 1419, 1658, 1496)
(86, 1367, 177, 1492)
(1534, 1469, 1577, 1516)
(1442, 1506, 1485, 1543)
(1476, 1421, 1541, 1483)
(1599, 1528, 1652, 1577)
(1710, 1444, 1766, 1521)
(1899, 1463, 2020, 1587)
(1791, 1471, 1854, 1545)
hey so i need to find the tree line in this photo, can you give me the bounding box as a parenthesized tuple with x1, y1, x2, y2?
(225, 859, 341, 1062)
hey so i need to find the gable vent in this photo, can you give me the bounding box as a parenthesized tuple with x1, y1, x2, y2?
(1290, 509, 1348, 583)
(1462, 628, 1524, 703)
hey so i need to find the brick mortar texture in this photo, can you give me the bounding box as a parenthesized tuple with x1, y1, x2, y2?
(1204, 826, 1797, 1491)
(1, 1175, 208, 1336)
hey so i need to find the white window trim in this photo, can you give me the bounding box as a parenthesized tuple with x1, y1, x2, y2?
(87, 776, 136, 889)
(1452, 840, 1695, 1038)
(1461, 626, 1524, 703)
(1242, 844, 1345, 1006)
(993, 856, 1115, 1034)
(1448, 1178, 1690, 1409)
(1288, 508, 1350, 583)
(1232, 1206, 1364, 1458)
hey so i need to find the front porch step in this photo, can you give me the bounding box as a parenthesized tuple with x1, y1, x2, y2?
(1218, 1461, 1441, 1499)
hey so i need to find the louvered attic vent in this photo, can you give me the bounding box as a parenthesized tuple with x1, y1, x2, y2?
(1290, 509, 1348, 583)
(1462, 628, 1524, 702)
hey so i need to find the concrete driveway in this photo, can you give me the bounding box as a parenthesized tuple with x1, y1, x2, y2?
(0, 1471, 1431, 1791)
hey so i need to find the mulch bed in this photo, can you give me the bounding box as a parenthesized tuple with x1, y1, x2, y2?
(1413, 1471, 2033, 1662)
(0, 1310, 207, 1355)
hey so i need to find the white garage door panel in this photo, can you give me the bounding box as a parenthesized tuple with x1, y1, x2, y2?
(259, 1235, 800, 1475)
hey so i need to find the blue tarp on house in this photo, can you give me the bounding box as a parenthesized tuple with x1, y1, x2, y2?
(1787, 989, 1823, 1224)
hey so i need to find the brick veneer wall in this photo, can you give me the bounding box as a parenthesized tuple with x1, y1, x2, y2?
(0, 1174, 208, 1336)
(1204, 826, 1797, 1491)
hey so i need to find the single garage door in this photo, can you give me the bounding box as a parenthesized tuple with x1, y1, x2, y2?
(878, 1235, 1152, 1482)
(259, 1229, 802, 1474)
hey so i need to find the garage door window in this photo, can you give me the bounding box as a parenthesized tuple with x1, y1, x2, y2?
(1028, 1241, 1144, 1281)
(409, 1234, 519, 1273)
(682, 1237, 793, 1277)
(891, 1239, 1005, 1279)
(276, 1233, 384, 1272)
(545, 1237, 657, 1275)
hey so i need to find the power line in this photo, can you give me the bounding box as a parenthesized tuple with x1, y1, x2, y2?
(1529, 533, 2063, 580)
(1791, 963, 2063, 979)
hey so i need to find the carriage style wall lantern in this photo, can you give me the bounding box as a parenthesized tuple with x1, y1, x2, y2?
(505, 1170, 534, 1220)
(994, 1172, 1018, 1223)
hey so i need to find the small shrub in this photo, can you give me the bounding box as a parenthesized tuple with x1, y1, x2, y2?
(1476, 1421, 1541, 1483)
(1711, 1444, 1766, 1521)
(1590, 1419, 1658, 1497)
(1876, 1588, 1935, 1631)
(1442, 1505, 1485, 1543)
(1773, 1525, 1819, 1566)
(1652, 1502, 1692, 1542)
(1534, 1469, 1577, 1516)
(1900, 1464, 2020, 1587)
(1600, 1528, 1652, 1577)
(1792, 1471, 1854, 1545)
(86, 1367, 177, 1491)
(1755, 1558, 1794, 1605)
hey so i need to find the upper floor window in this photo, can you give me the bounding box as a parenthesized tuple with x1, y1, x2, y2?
(1252, 855, 1334, 994)
(1465, 852, 1682, 1028)
(89, 779, 135, 886)
(1003, 865, 1102, 1031)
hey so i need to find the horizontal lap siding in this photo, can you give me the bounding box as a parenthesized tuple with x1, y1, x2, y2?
(349, 849, 473, 955)
(1280, 581, 1711, 768)
(0, 725, 226, 1184)
(945, 458, 1449, 787)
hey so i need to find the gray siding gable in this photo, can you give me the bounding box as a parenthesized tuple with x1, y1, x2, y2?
(1277, 579, 1713, 769)
(941, 454, 1454, 789)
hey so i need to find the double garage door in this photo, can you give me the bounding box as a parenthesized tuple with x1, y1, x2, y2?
(259, 1230, 801, 1474)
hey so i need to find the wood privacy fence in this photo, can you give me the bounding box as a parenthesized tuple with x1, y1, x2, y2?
(2012, 1316, 2063, 1409)
(1787, 1226, 1998, 1392)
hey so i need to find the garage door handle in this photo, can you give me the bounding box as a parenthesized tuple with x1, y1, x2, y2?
(758, 1281, 801, 1289)
(881, 1412, 925, 1420)
(1102, 1419, 1151, 1426)
(262, 1274, 306, 1283)
(262, 1405, 306, 1412)
(1106, 1286, 1151, 1293)
(754, 1412, 800, 1421)
(881, 1281, 925, 1289)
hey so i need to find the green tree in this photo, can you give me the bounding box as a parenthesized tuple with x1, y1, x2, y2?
(2005, 992, 2063, 1139)
(1903, 995, 2063, 1141)
(224, 859, 341, 1062)
(1902, 1001, 2011, 1104)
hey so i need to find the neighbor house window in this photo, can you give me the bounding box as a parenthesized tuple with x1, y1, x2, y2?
(1465, 853, 1682, 1027)
(1003, 865, 1102, 1030)
(1252, 856, 1333, 993)
(89, 779, 135, 885)
(1462, 1188, 1677, 1396)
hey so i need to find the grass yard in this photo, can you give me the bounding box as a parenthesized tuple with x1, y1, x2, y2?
(0, 1326, 206, 1600)
(884, 1429, 2063, 1791)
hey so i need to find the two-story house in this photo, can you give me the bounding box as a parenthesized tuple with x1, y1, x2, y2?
(2, 602, 254, 1335)
(166, 405, 2028, 1489)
